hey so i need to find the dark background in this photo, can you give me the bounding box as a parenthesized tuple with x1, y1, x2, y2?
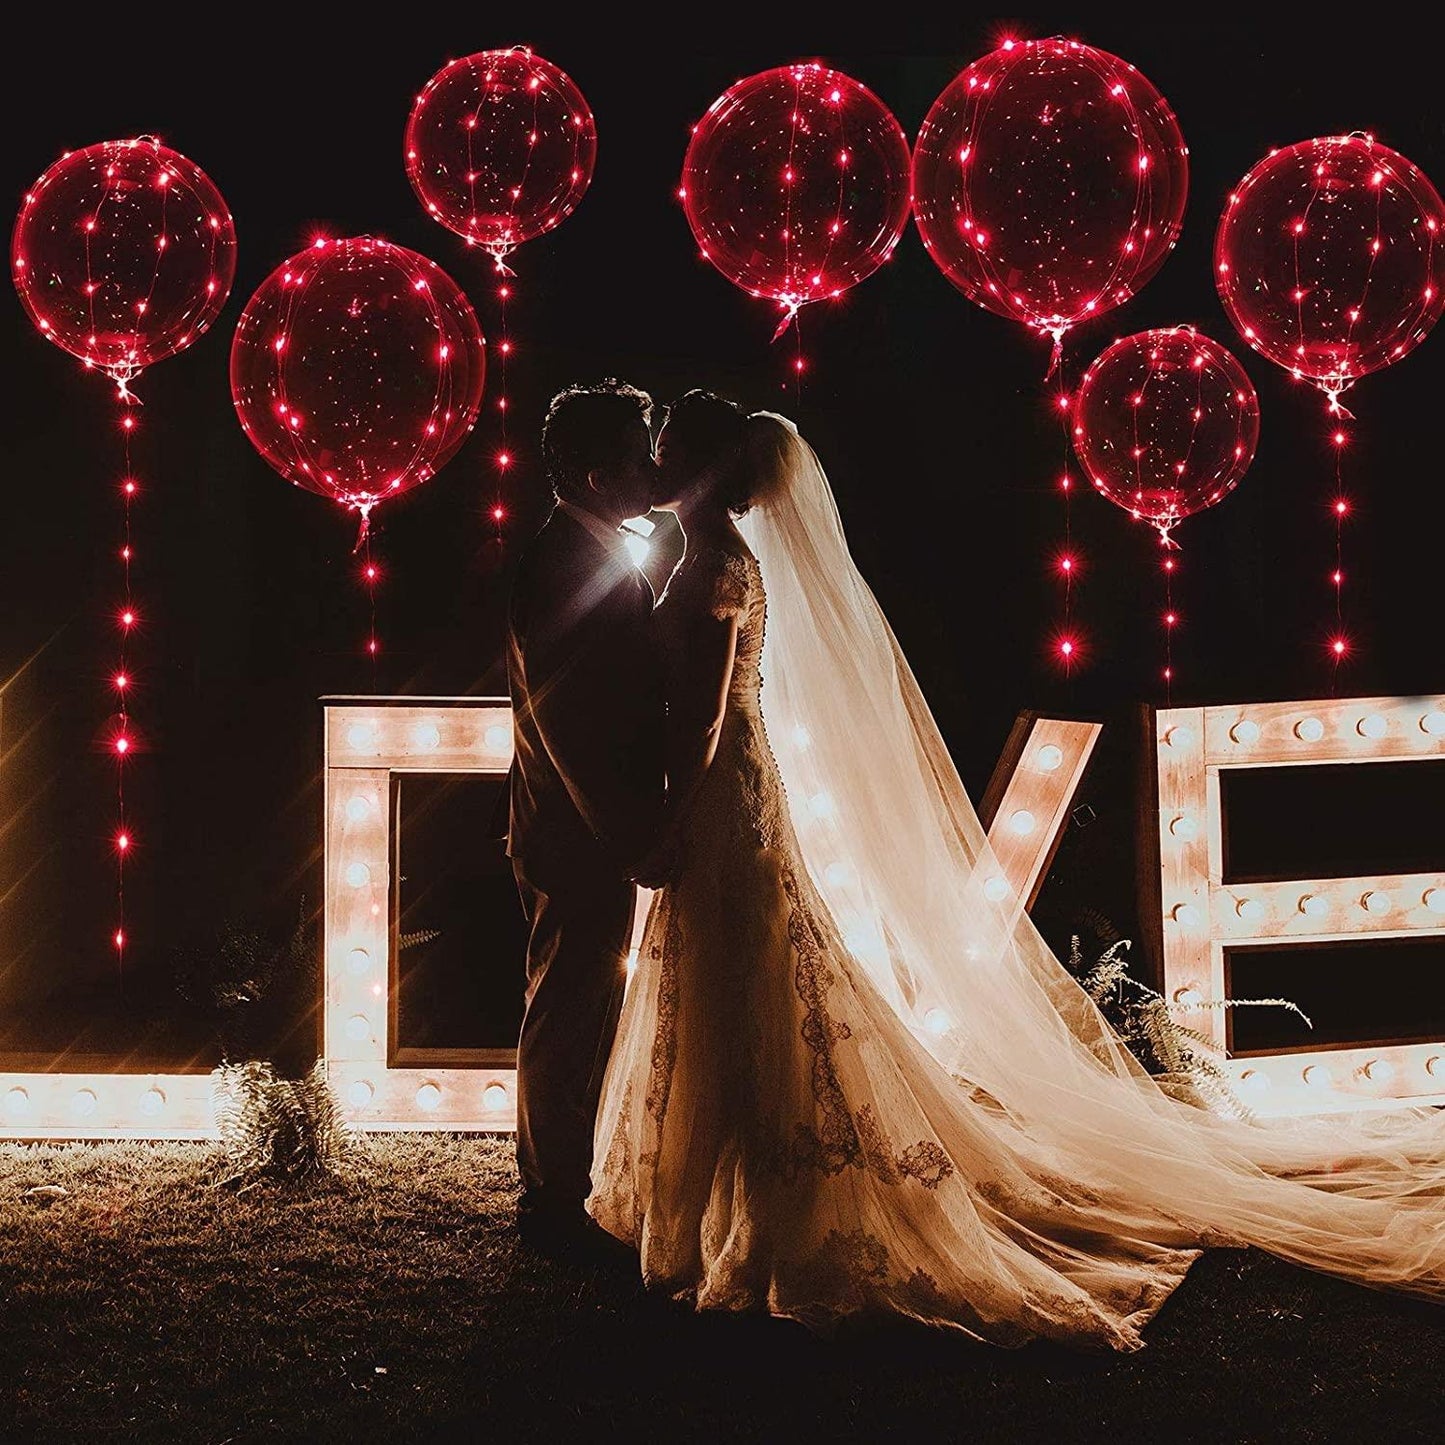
(2, 15, 1441, 1068)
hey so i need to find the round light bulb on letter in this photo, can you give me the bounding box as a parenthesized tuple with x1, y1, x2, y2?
(416, 1082, 442, 1111)
(1423, 889, 1445, 915)
(1363, 1058, 1395, 1084)
(1229, 719, 1260, 745)
(1164, 725, 1194, 749)
(922, 1007, 951, 1037)
(1169, 814, 1198, 840)
(4, 1086, 31, 1117)
(346, 720, 377, 750)
(1362, 890, 1392, 914)
(412, 721, 441, 750)
(823, 861, 851, 888)
(344, 1014, 371, 1042)
(1356, 713, 1387, 739)
(1008, 809, 1036, 835)
(347, 947, 371, 976)
(138, 1088, 165, 1117)
(1302, 1064, 1332, 1088)
(1235, 896, 1265, 923)
(482, 1082, 510, 1111)
(72, 1088, 99, 1118)
(1035, 744, 1064, 771)
(1294, 716, 1325, 742)
(483, 722, 512, 753)
(1171, 903, 1200, 927)
(1426, 1055, 1445, 1079)
(1299, 894, 1329, 918)
(808, 791, 835, 819)
(345, 795, 373, 823)
(1172, 986, 1203, 1006)
(1237, 1069, 1268, 1094)
(1420, 709, 1445, 736)
(345, 862, 371, 889)
(982, 876, 1010, 902)
(347, 1080, 374, 1107)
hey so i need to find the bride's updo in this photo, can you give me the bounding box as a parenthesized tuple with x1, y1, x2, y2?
(657, 390, 796, 517)
(735, 412, 796, 515)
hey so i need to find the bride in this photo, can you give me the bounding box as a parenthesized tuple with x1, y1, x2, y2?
(587, 396, 1445, 1350)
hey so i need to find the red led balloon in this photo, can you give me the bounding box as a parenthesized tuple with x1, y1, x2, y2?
(911, 38, 1188, 362)
(1215, 134, 1445, 407)
(230, 237, 485, 529)
(11, 136, 236, 390)
(405, 46, 596, 268)
(1072, 326, 1260, 544)
(681, 62, 911, 327)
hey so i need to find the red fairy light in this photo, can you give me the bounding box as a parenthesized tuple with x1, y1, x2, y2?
(681, 62, 911, 337)
(912, 38, 1187, 372)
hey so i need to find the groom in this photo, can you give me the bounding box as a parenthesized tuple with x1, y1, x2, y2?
(505, 379, 666, 1262)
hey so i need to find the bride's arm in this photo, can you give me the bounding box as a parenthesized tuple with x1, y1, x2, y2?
(662, 606, 739, 829)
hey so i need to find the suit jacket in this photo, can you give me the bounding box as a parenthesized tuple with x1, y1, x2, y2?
(505, 507, 665, 880)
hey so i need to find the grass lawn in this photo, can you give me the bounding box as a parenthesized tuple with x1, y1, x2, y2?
(3, 1134, 1444, 1443)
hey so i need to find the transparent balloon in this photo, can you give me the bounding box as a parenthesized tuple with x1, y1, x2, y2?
(1072, 326, 1260, 544)
(11, 136, 236, 392)
(1214, 134, 1445, 410)
(681, 62, 911, 332)
(230, 237, 485, 537)
(911, 38, 1188, 368)
(405, 46, 597, 270)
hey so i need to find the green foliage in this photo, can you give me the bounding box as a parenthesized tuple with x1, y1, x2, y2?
(210, 1057, 352, 1190)
(1066, 934, 1312, 1120)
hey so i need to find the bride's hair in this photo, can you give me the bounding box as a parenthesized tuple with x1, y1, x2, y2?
(734, 412, 796, 516)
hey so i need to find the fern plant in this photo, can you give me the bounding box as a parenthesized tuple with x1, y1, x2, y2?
(1067, 934, 1312, 1120)
(211, 1057, 352, 1190)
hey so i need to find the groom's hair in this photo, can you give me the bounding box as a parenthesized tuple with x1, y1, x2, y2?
(541, 379, 654, 504)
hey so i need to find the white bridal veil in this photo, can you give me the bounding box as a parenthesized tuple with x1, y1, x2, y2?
(735, 411, 1445, 1299)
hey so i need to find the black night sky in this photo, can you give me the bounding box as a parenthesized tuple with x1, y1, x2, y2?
(2, 17, 1442, 1065)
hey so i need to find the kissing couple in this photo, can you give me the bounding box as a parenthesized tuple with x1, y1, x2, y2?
(504, 380, 1445, 1350)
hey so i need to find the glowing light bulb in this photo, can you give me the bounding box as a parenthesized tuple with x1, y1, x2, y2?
(412, 722, 441, 750)
(483, 723, 512, 753)
(1362, 1058, 1395, 1084)
(344, 1014, 371, 1042)
(1423, 889, 1445, 915)
(345, 863, 372, 889)
(346, 947, 371, 976)
(1008, 809, 1036, 835)
(1171, 903, 1200, 927)
(982, 876, 1010, 903)
(4, 1087, 31, 1117)
(1172, 986, 1203, 1006)
(1229, 720, 1261, 745)
(1356, 713, 1387, 739)
(1302, 1064, 1332, 1088)
(1361, 890, 1392, 914)
(922, 1007, 951, 1037)
(1419, 709, 1445, 736)
(1299, 894, 1330, 918)
(1035, 744, 1064, 772)
(623, 534, 651, 566)
(1293, 716, 1325, 742)
(346, 795, 373, 823)
(1169, 814, 1198, 840)
(71, 1088, 99, 1117)
(347, 1080, 374, 1107)
(1164, 725, 1194, 749)
(1236, 1069, 1268, 1095)
(416, 1082, 442, 1111)
(1235, 897, 1265, 923)
(1426, 1055, 1445, 1079)
(347, 721, 378, 750)
(482, 1083, 510, 1111)
(138, 1088, 165, 1117)
(808, 792, 835, 819)
(823, 861, 851, 888)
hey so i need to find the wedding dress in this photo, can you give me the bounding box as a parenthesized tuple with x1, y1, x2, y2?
(588, 413, 1445, 1350)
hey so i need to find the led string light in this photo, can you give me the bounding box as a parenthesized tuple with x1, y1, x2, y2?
(231, 236, 486, 690)
(681, 62, 910, 388)
(406, 47, 597, 550)
(1215, 133, 1445, 680)
(12, 137, 237, 964)
(1050, 387, 1082, 684)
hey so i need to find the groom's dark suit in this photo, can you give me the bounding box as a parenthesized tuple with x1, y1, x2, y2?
(505, 503, 664, 1225)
